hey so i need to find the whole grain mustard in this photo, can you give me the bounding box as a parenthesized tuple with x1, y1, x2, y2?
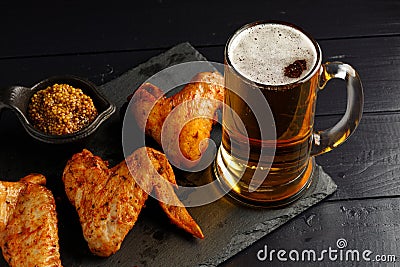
(28, 83, 98, 135)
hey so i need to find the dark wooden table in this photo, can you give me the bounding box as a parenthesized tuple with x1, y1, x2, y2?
(1, 1, 399, 266)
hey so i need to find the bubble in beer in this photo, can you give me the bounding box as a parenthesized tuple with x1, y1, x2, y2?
(228, 23, 318, 86)
(284, 59, 307, 78)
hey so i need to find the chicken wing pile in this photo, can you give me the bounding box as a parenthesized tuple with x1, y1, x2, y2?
(130, 71, 224, 168)
(0, 71, 220, 264)
(63, 147, 204, 257)
(0, 174, 62, 267)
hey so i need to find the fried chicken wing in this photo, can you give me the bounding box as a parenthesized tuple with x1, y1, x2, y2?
(130, 71, 224, 168)
(0, 174, 62, 267)
(63, 147, 203, 257)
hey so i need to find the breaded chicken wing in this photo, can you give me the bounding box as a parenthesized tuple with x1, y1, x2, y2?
(0, 174, 62, 267)
(130, 71, 224, 168)
(62, 147, 203, 257)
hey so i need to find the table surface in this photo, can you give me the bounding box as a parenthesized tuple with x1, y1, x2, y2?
(1, 1, 399, 266)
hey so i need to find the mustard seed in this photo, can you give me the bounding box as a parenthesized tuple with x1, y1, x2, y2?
(28, 83, 98, 135)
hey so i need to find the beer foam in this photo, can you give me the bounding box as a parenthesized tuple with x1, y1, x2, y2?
(228, 23, 318, 86)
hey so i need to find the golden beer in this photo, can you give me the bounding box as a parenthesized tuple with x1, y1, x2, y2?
(215, 21, 364, 207)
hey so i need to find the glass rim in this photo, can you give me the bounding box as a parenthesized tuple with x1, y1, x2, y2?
(225, 20, 322, 89)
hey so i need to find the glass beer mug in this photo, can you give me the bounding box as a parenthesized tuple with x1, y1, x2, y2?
(214, 21, 363, 207)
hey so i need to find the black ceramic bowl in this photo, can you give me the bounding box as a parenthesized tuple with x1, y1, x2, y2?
(0, 75, 116, 144)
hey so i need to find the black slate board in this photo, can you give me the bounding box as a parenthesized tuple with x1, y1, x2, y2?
(0, 43, 337, 267)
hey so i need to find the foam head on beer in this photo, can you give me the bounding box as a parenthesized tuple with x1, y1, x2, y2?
(227, 22, 318, 86)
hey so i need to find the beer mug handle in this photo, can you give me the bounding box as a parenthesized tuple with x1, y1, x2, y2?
(311, 61, 364, 156)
